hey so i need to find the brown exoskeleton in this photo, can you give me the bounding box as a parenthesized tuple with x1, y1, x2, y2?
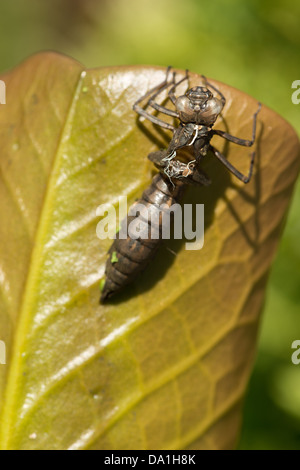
(100, 68, 261, 302)
(133, 67, 261, 184)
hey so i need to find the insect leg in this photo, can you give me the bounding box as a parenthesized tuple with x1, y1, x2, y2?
(147, 76, 179, 118)
(133, 66, 172, 109)
(133, 66, 175, 130)
(212, 102, 262, 146)
(168, 69, 189, 105)
(210, 145, 255, 184)
(133, 108, 175, 131)
(201, 75, 226, 107)
(148, 100, 179, 118)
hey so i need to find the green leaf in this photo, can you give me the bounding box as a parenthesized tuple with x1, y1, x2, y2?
(0, 52, 299, 450)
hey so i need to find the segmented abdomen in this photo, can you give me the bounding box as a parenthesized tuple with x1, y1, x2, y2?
(100, 173, 184, 302)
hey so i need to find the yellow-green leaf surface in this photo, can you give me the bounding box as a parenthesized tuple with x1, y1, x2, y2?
(0, 53, 299, 450)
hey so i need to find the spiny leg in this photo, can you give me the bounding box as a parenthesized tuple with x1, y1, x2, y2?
(201, 74, 226, 107)
(210, 145, 255, 184)
(212, 102, 262, 146)
(168, 69, 189, 105)
(147, 72, 179, 118)
(133, 65, 172, 109)
(133, 66, 176, 130)
(148, 100, 179, 118)
(133, 108, 175, 131)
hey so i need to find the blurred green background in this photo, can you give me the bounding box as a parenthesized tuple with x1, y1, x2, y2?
(0, 0, 299, 450)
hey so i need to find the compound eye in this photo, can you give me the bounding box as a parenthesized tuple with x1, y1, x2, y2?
(175, 95, 190, 113)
